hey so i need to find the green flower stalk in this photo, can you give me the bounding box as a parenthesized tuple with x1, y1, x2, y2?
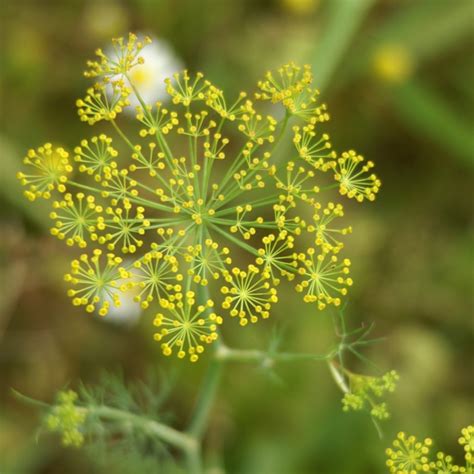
(17, 33, 381, 362)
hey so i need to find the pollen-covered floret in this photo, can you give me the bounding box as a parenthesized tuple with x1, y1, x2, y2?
(273, 161, 320, 207)
(293, 124, 336, 170)
(17, 143, 71, 200)
(430, 451, 463, 474)
(309, 202, 352, 253)
(386, 425, 474, 474)
(256, 62, 313, 104)
(386, 432, 432, 474)
(237, 101, 277, 144)
(334, 150, 381, 202)
(74, 134, 118, 179)
(50, 192, 102, 248)
(256, 63, 330, 123)
(153, 291, 222, 362)
(385, 425, 474, 474)
(64, 249, 128, 316)
(256, 231, 297, 284)
(221, 265, 278, 326)
(294, 249, 352, 309)
(184, 239, 231, 285)
(136, 103, 180, 138)
(165, 70, 210, 106)
(99, 200, 150, 253)
(459, 425, 474, 467)
(129, 248, 181, 309)
(76, 82, 130, 125)
(230, 204, 263, 240)
(84, 32, 152, 79)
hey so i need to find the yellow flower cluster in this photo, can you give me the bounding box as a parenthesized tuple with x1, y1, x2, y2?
(153, 291, 221, 361)
(18, 34, 381, 361)
(84, 32, 152, 79)
(221, 265, 278, 326)
(386, 425, 474, 474)
(341, 369, 399, 420)
(17, 143, 71, 200)
(386, 432, 432, 474)
(46, 390, 86, 447)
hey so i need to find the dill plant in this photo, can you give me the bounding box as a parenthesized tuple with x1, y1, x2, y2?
(16, 33, 395, 472)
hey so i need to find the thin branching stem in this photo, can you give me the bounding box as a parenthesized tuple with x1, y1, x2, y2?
(216, 343, 337, 364)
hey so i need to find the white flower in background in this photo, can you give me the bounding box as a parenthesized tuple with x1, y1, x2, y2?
(109, 36, 184, 110)
(101, 289, 142, 327)
(97, 261, 142, 327)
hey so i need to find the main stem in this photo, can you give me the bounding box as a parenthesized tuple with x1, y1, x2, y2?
(187, 345, 224, 439)
(188, 285, 225, 441)
(89, 406, 203, 474)
(181, 286, 225, 473)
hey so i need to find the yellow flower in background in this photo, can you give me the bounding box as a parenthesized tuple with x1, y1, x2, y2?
(373, 44, 414, 84)
(280, 0, 320, 16)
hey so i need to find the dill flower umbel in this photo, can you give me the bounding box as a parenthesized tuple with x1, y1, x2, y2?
(386, 425, 474, 474)
(386, 432, 432, 473)
(340, 369, 399, 420)
(18, 35, 381, 361)
(46, 390, 86, 447)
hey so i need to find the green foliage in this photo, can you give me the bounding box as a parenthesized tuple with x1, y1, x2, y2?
(42, 369, 180, 473)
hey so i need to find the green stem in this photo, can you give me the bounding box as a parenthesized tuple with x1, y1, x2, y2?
(187, 285, 225, 441)
(90, 405, 194, 451)
(213, 193, 281, 217)
(11, 388, 50, 409)
(184, 443, 203, 474)
(273, 111, 291, 149)
(208, 222, 259, 256)
(216, 344, 336, 364)
(209, 217, 277, 229)
(187, 353, 224, 439)
(327, 360, 349, 394)
(90, 405, 203, 474)
(111, 119, 137, 152)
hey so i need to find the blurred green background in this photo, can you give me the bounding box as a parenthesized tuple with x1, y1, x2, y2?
(0, 0, 473, 473)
